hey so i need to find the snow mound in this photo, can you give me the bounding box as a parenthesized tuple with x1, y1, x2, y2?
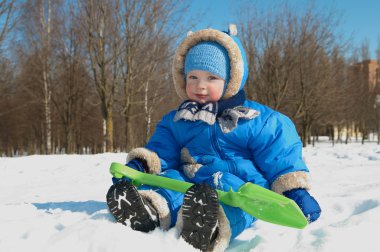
(1, 143, 379, 251)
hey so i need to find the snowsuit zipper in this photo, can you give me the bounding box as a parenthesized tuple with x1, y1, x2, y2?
(210, 123, 225, 159)
(210, 123, 238, 175)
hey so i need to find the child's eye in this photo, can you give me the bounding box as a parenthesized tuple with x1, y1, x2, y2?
(188, 75, 197, 79)
(208, 76, 218, 80)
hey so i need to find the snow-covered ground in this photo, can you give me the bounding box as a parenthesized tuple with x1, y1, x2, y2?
(1, 142, 379, 252)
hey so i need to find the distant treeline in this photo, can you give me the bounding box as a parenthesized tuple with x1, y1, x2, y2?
(0, 0, 379, 156)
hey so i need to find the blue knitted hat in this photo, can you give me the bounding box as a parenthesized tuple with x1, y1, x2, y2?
(184, 41, 230, 82)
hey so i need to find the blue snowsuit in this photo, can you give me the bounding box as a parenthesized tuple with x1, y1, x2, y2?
(138, 99, 308, 239)
(122, 27, 310, 241)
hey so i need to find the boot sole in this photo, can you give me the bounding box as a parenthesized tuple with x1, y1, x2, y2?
(106, 181, 157, 232)
(181, 184, 219, 251)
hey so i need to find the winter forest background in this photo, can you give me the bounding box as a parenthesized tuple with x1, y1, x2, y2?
(1, 0, 380, 156)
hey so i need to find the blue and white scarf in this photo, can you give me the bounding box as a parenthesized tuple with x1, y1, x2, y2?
(174, 91, 260, 133)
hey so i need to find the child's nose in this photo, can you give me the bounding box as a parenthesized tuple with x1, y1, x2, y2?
(196, 79, 207, 89)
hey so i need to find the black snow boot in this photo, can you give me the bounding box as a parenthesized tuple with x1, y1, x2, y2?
(181, 184, 219, 252)
(106, 180, 159, 232)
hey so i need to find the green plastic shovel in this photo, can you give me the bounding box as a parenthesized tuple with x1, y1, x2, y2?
(109, 162, 308, 229)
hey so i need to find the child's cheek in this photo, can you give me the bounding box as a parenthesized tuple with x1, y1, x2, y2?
(185, 83, 193, 96)
(209, 86, 223, 101)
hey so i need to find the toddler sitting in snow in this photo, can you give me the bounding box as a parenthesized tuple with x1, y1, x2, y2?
(106, 25, 321, 251)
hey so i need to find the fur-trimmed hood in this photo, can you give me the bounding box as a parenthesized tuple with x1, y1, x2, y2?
(172, 24, 249, 100)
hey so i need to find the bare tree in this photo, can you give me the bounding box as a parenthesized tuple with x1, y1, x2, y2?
(0, 0, 16, 154)
(119, 0, 191, 150)
(40, 0, 53, 153)
(239, 2, 346, 146)
(0, 58, 16, 155)
(239, 5, 259, 101)
(78, 0, 125, 152)
(240, 5, 298, 110)
(17, 0, 59, 154)
(360, 39, 370, 61)
(0, 0, 15, 49)
(290, 12, 332, 145)
(51, 2, 94, 153)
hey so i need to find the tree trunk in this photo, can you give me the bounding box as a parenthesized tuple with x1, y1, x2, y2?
(302, 120, 307, 147)
(40, 0, 52, 154)
(345, 123, 349, 144)
(361, 120, 365, 145)
(124, 91, 133, 151)
(105, 106, 114, 152)
(66, 126, 76, 154)
(144, 79, 149, 144)
(43, 69, 52, 154)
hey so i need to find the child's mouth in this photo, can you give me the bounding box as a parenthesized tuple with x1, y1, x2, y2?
(195, 94, 207, 99)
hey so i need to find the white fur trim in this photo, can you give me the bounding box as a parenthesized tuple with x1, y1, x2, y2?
(271, 171, 311, 195)
(180, 148, 202, 178)
(138, 190, 171, 231)
(209, 206, 231, 252)
(127, 147, 161, 174)
(175, 207, 184, 237)
(173, 28, 244, 100)
(175, 206, 231, 252)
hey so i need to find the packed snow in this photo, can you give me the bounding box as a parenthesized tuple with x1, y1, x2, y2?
(1, 142, 379, 252)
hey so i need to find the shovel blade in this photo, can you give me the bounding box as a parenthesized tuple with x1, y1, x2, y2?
(236, 183, 308, 228)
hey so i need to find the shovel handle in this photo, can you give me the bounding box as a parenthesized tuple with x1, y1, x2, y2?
(110, 162, 233, 202)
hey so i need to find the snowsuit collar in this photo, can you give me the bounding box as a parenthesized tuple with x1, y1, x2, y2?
(173, 91, 260, 133)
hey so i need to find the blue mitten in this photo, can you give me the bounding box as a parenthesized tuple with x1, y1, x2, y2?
(283, 188, 321, 223)
(112, 159, 145, 184)
(186, 157, 229, 184)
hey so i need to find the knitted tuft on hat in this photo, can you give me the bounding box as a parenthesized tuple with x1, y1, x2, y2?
(184, 41, 230, 83)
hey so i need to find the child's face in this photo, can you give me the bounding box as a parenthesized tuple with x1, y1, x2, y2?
(185, 70, 225, 104)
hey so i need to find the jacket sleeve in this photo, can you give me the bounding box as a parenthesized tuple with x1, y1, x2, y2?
(249, 111, 311, 195)
(127, 112, 181, 174)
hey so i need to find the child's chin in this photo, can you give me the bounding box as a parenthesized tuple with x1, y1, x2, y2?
(197, 100, 208, 104)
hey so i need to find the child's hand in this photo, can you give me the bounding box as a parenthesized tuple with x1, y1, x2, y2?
(283, 188, 321, 223)
(112, 176, 131, 184)
(187, 157, 229, 183)
(126, 159, 146, 172)
(112, 159, 145, 184)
